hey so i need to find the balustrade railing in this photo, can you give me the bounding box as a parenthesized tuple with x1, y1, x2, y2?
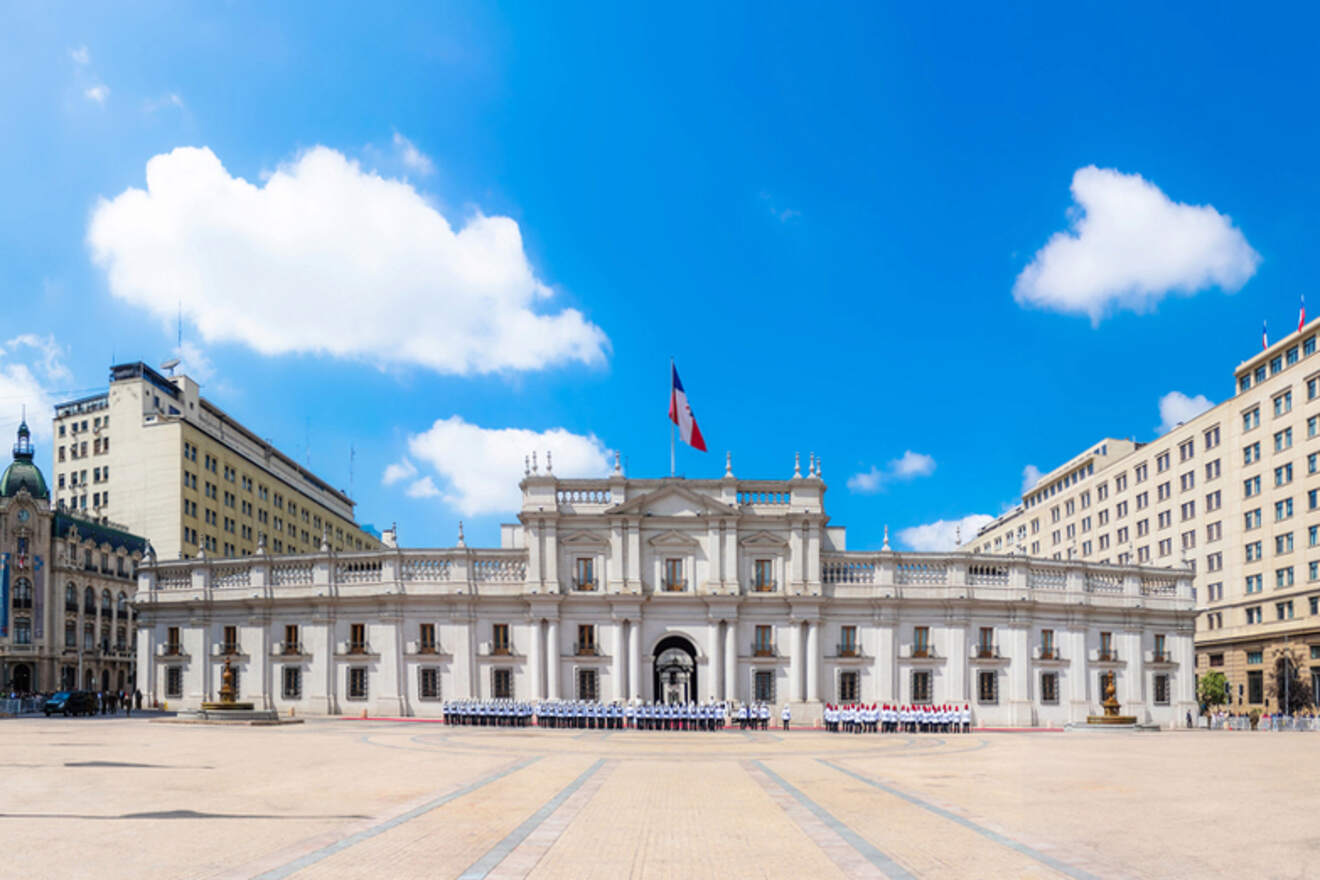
(1086, 572, 1124, 593)
(1028, 568, 1066, 591)
(472, 557, 525, 583)
(212, 565, 250, 588)
(895, 561, 948, 585)
(968, 565, 1008, 586)
(336, 560, 382, 584)
(271, 563, 313, 586)
(401, 557, 450, 581)
(737, 490, 790, 505)
(823, 559, 875, 584)
(556, 488, 612, 505)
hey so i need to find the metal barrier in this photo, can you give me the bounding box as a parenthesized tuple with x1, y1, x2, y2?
(0, 698, 43, 715)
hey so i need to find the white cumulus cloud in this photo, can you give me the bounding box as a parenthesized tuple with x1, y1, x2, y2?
(70, 46, 90, 65)
(847, 450, 936, 494)
(398, 416, 612, 516)
(1021, 464, 1043, 495)
(897, 514, 994, 552)
(1013, 166, 1260, 322)
(382, 458, 418, 486)
(1158, 390, 1214, 434)
(393, 132, 435, 176)
(84, 84, 109, 104)
(87, 145, 609, 375)
(0, 335, 73, 443)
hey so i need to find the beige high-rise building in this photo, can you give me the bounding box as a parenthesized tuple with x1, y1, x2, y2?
(51, 362, 380, 562)
(964, 320, 1320, 713)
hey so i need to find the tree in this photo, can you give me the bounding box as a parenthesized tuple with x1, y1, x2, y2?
(1197, 670, 1228, 709)
(1266, 647, 1315, 715)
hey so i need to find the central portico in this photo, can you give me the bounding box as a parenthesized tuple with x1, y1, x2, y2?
(512, 454, 830, 708)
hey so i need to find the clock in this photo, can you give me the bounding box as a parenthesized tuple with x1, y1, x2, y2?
(16, 509, 29, 523)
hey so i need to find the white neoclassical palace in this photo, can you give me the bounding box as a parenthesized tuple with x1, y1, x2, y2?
(135, 457, 1198, 726)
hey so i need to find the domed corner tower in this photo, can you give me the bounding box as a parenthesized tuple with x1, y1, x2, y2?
(0, 420, 49, 502)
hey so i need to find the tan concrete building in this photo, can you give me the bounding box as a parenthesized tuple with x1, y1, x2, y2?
(964, 320, 1320, 713)
(52, 362, 379, 562)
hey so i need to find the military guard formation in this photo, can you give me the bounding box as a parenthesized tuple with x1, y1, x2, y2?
(438, 699, 976, 732)
(823, 703, 972, 733)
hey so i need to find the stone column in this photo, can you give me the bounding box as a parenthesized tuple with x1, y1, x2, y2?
(806, 620, 820, 702)
(628, 619, 641, 701)
(724, 621, 737, 701)
(788, 621, 803, 702)
(1068, 628, 1089, 723)
(546, 618, 560, 699)
(1007, 624, 1032, 726)
(708, 620, 722, 702)
(872, 623, 894, 702)
(613, 620, 626, 700)
(528, 617, 542, 700)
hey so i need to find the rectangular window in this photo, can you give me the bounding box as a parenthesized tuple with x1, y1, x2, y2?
(1246, 606, 1263, 624)
(1156, 452, 1170, 473)
(912, 626, 930, 658)
(1274, 390, 1293, 416)
(1244, 476, 1261, 497)
(911, 670, 932, 704)
(1204, 426, 1220, 449)
(1099, 631, 1114, 661)
(1248, 670, 1264, 704)
(977, 626, 995, 657)
(839, 671, 860, 702)
(1153, 674, 1170, 705)
(349, 623, 366, 653)
(419, 623, 436, 653)
(577, 623, 597, 655)
(348, 667, 367, 699)
(1244, 408, 1260, 431)
(1041, 672, 1059, 704)
(753, 559, 775, 591)
(1247, 574, 1263, 594)
(1246, 540, 1262, 561)
(222, 625, 238, 655)
(754, 625, 774, 656)
(493, 668, 513, 699)
(754, 669, 776, 702)
(977, 670, 998, 704)
(492, 623, 510, 655)
(1276, 600, 1295, 620)
(1275, 463, 1294, 486)
(1276, 532, 1294, 554)
(574, 557, 595, 590)
(1206, 490, 1221, 511)
(1276, 498, 1294, 520)
(576, 668, 599, 701)
(1179, 472, 1195, 492)
(166, 666, 183, 698)
(282, 666, 301, 699)
(839, 625, 858, 656)
(1277, 567, 1295, 589)
(664, 558, 684, 591)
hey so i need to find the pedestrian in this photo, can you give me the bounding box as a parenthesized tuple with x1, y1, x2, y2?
(781, 703, 791, 731)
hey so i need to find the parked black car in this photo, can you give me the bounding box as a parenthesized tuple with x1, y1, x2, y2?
(43, 691, 97, 717)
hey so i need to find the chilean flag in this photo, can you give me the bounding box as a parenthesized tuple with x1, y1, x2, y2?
(1301, 295, 1307, 333)
(1263, 320, 1268, 351)
(669, 363, 707, 452)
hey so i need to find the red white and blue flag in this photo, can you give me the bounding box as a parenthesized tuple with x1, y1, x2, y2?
(1263, 320, 1268, 350)
(1301, 295, 1307, 333)
(669, 363, 707, 452)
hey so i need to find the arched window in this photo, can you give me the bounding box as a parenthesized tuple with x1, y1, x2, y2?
(83, 624, 94, 650)
(64, 619, 76, 648)
(12, 578, 32, 610)
(84, 586, 95, 614)
(66, 583, 77, 612)
(116, 592, 127, 614)
(115, 627, 126, 650)
(100, 589, 111, 612)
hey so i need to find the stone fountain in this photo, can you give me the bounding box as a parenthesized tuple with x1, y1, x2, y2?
(177, 657, 285, 724)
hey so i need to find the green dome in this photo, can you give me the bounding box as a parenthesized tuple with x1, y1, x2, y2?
(0, 421, 48, 500)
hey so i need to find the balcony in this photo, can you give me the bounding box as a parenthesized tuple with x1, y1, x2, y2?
(662, 580, 687, 593)
(573, 642, 600, 657)
(974, 644, 1001, 659)
(346, 642, 368, 656)
(911, 645, 932, 659)
(572, 579, 597, 592)
(1038, 647, 1060, 661)
(279, 641, 304, 656)
(489, 643, 512, 656)
(161, 644, 183, 657)
(65, 602, 78, 613)
(751, 581, 776, 593)
(836, 643, 860, 658)
(83, 603, 95, 615)
(417, 641, 438, 655)
(752, 641, 775, 657)
(1097, 649, 1119, 662)
(1151, 650, 1171, 663)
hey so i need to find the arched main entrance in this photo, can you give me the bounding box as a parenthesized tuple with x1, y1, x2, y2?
(11, 664, 31, 693)
(652, 635, 697, 704)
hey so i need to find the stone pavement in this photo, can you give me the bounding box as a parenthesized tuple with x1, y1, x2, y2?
(0, 715, 1309, 878)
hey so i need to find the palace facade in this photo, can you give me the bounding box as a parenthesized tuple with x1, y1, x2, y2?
(135, 458, 1196, 726)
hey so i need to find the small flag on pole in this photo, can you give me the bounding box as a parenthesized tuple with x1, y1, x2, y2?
(1263, 320, 1268, 351)
(1300, 295, 1307, 333)
(669, 363, 707, 452)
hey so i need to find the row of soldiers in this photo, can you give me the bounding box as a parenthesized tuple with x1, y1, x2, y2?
(823, 703, 972, 734)
(441, 699, 734, 730)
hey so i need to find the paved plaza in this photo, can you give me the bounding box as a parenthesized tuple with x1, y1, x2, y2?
(0, 716, 1310, 879)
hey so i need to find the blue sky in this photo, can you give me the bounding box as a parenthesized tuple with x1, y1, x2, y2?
(2, 2, 1316, 551)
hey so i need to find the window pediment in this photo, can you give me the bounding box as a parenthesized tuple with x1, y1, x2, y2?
(647, 529, 701, 549)
(739, 530, 789, 550)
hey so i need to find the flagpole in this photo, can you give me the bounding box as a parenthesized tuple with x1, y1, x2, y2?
(669, 357, 676, 477)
